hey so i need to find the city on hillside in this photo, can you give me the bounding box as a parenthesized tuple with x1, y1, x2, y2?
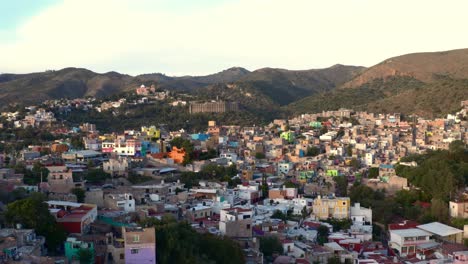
(0, 84, 466, 264)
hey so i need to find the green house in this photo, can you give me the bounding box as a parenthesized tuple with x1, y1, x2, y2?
(280, 131, 295, 143)
(64, 237, 95, 264)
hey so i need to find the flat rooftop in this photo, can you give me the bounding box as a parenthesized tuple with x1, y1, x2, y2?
(417, 222, 463, 237)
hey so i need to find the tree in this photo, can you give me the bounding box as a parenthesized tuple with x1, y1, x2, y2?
(431, 198, 449, 223)
(259, 236, 283, 258)
(333, 176, 348, 196)
(271, 210, 287, 221)
(368, 167, 379, 179)
(5, 193, 66, 252)
(170, 137, 194, 165)
(85, 169, 111, 183)
(306, 146, 320, 157)
(317, 225, 329, 245)
(346, 145, 353, 157)
(70, 135, 84, 149)
(76, 248, 93, 264)
(301, 206, 309, 220)
(261, 174, 269, 198)
(255, 152, 266, 159)
(328, 256, 341, 264)
(71, 188, 86, 203)
(349, 158, 360, 170)
(141, 215, 245, 264)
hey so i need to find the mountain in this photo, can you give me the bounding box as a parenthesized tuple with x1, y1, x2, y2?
(288, 49, 468, 117)
(0, 65, 363, 107)
(136, 67, 251, 91)
(0, 68, 135, 105)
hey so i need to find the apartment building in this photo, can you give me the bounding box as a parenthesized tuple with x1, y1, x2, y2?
(312, 196, 350, 220)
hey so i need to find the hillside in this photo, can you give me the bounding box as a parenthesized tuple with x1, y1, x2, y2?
(289, 49, 468, 117)
(0, 65, 363, 108)
(195, 65, 365, 106)
(344, 48, 468, 88)
(0, 68, 135, 105)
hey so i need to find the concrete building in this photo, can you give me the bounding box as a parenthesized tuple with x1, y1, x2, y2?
(312, 196, 350, 220)
(450, 200, 468, 219)
(103, 158, 129, 177)
(219, 207, 253, 238)
(104, 193, 136, 212)
(269, 187, 297, 200)
(47, 201, 98, 235)
(123, 227, 156, 264)
(350, 203, 373, 240)
(189, 101, 239, 114)
(47, 165, 78, 193)
(417, 222, 464, 244)
(64, 237, 94, 263)
(389, 228, 435, 257)
(186, 204, 212, 222)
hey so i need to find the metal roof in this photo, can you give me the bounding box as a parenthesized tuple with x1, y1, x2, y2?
(417, 222, 463, 237)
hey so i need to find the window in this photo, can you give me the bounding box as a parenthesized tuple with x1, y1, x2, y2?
(246, 224, 251, 229)
(133, 235, 140, 242)
(243, 215, 251, 219)
(342, 202, 346, 205)
(120, 254, 124, 259)
(131, 249, 139, 254)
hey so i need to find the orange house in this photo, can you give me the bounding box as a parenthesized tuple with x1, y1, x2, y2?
(168, 146, 186, 164)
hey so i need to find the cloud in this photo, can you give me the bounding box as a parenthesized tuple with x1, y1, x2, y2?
(1, 0, 468, 75)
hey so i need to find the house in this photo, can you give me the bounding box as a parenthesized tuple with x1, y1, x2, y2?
(47, 165, 80, 193)
(123, 227, 156, 264)
(64, 237, 94, 263)
(417, 222, 464, 244)
(449, 199, 468, 219)
(186, 204, 212, 222)
(104, 193, 136, 212)
(47, 201, 98, 235)
(269, 187, 297, 200)
(219, 207, 253, 238)
(168, 146, 186, 164)
(350, 203, 372, 240)
(312, 196, 350, 220)
(103, 158, 129, 177)
(389, 228, 436, 257)
(0, 228, 45, 262)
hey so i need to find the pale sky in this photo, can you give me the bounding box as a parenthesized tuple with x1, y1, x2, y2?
(1, 0, 467, 76)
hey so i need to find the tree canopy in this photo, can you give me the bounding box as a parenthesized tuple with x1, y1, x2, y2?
(140, 215, 245, 264)
(5, 193, 67, 252)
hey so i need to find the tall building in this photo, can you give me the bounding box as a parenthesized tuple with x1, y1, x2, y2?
(189, 101, 239, 114)
(123, 227, 156, 264)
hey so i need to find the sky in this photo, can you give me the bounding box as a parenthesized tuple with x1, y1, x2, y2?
(1, 0, 467, 76)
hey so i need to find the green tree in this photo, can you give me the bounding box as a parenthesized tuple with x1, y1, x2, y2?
(259, 236, 283, 257)
(328, 256, 341, 264)
(85, 169, 111, 183)
(255, 152, 266, 159)
(349, 158, 360, 170)
(368, 167, 379, 179)
(170, 137, 194, 165)
(317, 225, 330, 245)
(70, 135, 84, 149)
(71, 188, 86, 203)
(306, 146, 320, 157)
(76, 248, 93, 264)
(334, 176, 348, 196)
(141, 215, 245, 264)
(5, 193, 66, 252)
(271, 210, 287, 221)
(346, 145, 353, 157)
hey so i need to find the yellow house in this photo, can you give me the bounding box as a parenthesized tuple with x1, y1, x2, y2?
(141, 126, 161, 139)
(312, 196, 350, 220)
